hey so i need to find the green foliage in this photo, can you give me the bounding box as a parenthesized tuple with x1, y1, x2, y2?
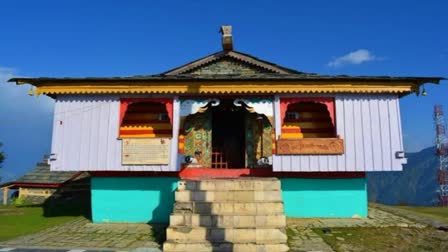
(0, 142, 4, 167)
(10, 197, 34, 206)
(314, 226, 448, 252)
(396, 205, 448, 225)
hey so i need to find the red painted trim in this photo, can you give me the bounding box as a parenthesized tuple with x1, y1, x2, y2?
(119, 129, 173, 135)
(122, 119, 172, 124)
(281, 128, 335, 133)
(90, 171, 179, 177)
(180, 95, 275, 99)
(179, 168, 364, 180)
(5, 183, 62, 189)
(90, 169, 365, 180)
(284, 118, 332, 123)
(1, 172, 85, 189)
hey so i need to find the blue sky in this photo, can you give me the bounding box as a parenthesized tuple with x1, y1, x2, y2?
(0, 0, 447, 181)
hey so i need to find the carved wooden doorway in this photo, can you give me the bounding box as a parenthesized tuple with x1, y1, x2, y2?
(211, 100, 246, 168)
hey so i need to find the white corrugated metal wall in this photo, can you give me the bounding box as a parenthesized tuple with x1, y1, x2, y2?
(50, 94, 406, 172)
(273, 94, 406, 172)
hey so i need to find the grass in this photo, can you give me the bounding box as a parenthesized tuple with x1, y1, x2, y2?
(0, 204, 80, 241)
(314, 227, 448, 252)
(395, 206, 448, 225)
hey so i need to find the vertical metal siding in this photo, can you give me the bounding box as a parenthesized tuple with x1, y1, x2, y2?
(50, 95, 178, 171)
(273, 94, 406, 172)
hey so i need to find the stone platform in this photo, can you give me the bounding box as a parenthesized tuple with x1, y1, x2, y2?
(163, 178, 289, 252)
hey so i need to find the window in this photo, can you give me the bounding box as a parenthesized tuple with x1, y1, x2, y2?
(281, 101, 335, 139)
(120, 101, 172, 138)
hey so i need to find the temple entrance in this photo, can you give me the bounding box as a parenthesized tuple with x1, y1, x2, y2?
(181, 98, 274, 170)
(211, 100, 246, 168)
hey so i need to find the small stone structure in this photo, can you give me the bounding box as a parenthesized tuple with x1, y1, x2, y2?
(0, 156, 89, 205)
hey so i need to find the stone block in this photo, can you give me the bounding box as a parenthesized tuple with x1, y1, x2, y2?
(214, 203, 234, 215)
(175, 191, 190, 202)
(174, 202, 193, 213)
(214, 215, 233, 227)
(234, 191, 255, 202)
(233, 228, 256, 242)
(185, 181, 197, 191)
(234, 203, 256, 215)
(262, 180, 281, 191)
(233, 215, 256, 228)
(163, 241, 186, 252)
(214, 191, 234, 202)
(215, 180, 234, 191)
(197, 180, 216, 191)
(208, 228, 227, 241)
(169, 215, 185, 226)
(192, 191, 214, 201)
(257, 203, 283, 215)
(254, 191, 282, 201)
(233, 243, 257, 252)
(256, 229, 287, 243)
(191, 215, 212, 227)
(166, 227, 206, 241)
(257, 244, 290, 252)
(233, 180, 255, 190)
(255, 215, 286, 227)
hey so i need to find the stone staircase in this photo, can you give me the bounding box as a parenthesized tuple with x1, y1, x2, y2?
(163, 178, 289, 252)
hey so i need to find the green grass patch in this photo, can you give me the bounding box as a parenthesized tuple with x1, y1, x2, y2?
(314, 227, 448, 252)
(0, 205, 80, 241)
(395, 206, 448, 225)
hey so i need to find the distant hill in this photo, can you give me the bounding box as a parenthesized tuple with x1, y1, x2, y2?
(367, 146, 439, 206)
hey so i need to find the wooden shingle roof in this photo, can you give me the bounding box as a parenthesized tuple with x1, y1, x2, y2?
(1, 161, 83, 188)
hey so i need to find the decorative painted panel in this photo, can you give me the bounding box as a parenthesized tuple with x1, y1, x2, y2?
(245, 113, 273, 168)
(183, 111, 212, 167)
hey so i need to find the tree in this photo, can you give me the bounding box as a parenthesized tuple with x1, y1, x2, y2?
(0, 142, 4, 167)
(0, 142, 4, 182)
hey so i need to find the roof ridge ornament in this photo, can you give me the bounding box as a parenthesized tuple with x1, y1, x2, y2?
(220, 25, 233, 51)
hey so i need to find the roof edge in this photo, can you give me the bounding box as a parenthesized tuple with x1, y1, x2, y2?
(8, 76, 446, 85)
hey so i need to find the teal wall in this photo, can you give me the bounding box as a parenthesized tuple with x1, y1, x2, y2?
(281, 178, 368, 218)
(91, 177, 179, 223)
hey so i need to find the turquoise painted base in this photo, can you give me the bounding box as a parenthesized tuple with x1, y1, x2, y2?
(281, 178, 368, 218)
(91, 177, 179, 223)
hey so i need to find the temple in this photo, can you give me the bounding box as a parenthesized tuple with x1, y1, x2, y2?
(9, 26, 443, 225)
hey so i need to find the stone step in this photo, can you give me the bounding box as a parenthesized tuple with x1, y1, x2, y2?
(169, 213, 286, 228)
(177, 178, 281, 192)
(174, 202, 284, 215)
(175, 190, 282, 202)
(163, 241, 289, 252)
(166, 227, 287, 243)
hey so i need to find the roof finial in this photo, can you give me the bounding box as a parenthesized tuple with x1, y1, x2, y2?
(220, 25, 233, 51)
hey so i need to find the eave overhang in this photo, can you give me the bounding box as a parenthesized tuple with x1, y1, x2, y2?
(8, 76, 444, 96)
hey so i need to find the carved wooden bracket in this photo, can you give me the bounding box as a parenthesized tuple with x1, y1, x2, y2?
(276, 138, 344, 155)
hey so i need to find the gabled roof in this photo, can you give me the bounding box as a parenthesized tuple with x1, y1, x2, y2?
(162, 50, 306, 76)
(8, 49, 445, 96)
(0, 160, 83, 188)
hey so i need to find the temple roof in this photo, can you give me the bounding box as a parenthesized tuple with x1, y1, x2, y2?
(0, 159, 83, 188)
(9, 49, 443, 84)
(7, 25, 445, 96)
